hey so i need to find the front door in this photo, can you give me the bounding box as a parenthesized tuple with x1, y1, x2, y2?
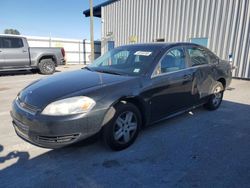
(185, 46, 214, 103)
(148, 47, 194, 122)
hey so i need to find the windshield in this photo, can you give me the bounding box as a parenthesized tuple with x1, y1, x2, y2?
(88, 46, 162, 76)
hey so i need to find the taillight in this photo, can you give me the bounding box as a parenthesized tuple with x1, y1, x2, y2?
(61, 48, 65, 57)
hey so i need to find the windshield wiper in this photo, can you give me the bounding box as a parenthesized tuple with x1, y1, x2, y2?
(95, 69, 123, 75)
(82, 66, 93, 71)
(83, 67, 124, 75)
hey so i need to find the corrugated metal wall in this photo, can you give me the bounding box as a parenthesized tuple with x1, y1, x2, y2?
(102, 0, 250, 78)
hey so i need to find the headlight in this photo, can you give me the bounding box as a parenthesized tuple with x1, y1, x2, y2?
(41, 96, 96, 116)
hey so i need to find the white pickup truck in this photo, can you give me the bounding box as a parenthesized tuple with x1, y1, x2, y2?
(0, 35, 66, 74)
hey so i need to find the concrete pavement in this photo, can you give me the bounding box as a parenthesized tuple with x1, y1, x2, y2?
(0, 66, 250, 188)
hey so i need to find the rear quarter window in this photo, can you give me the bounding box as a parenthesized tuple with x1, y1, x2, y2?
(208, 52, 219, 64)
(187, 47, 210, 66)
(2, 37, 24, 48)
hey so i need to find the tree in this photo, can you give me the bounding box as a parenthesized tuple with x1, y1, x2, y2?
(4, 29, 20, 35)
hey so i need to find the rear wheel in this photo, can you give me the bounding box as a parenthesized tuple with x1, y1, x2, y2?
(102, 102, 141, 151)
(38, 59, 55, 75)
(204, 81, 224, 110)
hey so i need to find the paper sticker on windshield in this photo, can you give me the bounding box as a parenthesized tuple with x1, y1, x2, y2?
(134, 51, 152, 56)
(133, 68, 140, 73)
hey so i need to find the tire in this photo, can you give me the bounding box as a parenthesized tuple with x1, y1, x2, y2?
(38, 59, 55, 75)
(204, 81, 224, 110)
(102, 102, 142, 151)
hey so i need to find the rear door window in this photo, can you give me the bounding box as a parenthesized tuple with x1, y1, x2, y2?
(187, 47, 210, 66)
(2, 37, 24, 48)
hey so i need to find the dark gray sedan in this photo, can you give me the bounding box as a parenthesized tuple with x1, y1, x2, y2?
(11, 43, 232, 150)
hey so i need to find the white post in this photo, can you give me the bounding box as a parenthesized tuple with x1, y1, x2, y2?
(89, 0, 95, 63)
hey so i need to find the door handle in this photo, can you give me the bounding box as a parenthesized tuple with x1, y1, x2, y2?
(22, 50, 28, 53)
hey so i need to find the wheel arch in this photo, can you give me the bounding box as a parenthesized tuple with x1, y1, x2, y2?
(101, 96, 149, 128)
(217, 77, 226, 89)
(119, 97, 148, 127)
(38, 55, 57, 65)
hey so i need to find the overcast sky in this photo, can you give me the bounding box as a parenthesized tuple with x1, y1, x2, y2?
(0, 0, 106, 39)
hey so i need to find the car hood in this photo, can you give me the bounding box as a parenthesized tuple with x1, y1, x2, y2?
(18, 69, 134, 109)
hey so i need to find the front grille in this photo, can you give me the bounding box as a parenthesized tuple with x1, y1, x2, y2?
(37, 134, 80, 143)
(16, 97, 39, 113)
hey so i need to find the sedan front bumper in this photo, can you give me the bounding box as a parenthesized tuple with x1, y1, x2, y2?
(10, 100, 107, 148)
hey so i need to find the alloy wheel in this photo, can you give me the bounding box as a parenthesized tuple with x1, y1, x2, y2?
(113, 111, 138, 144)
(212, 86, 223, 106)
(43, 62, 53, 72)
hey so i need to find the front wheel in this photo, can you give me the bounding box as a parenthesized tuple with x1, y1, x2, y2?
(204, 81, 224, 110)
(38, 59, 55, 75)
(102, 102, 142, 151)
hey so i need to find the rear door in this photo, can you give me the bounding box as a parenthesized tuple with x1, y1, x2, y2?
(0, 37, 5, 67)
(2, 37, 30, 68)
(185, 45, 214, 103)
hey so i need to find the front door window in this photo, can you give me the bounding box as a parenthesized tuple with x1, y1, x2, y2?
(153, 47, 186, 77)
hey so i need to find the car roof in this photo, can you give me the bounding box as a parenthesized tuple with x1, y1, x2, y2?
(116, 42, 217, 58)
(119, 42, 204, 49)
